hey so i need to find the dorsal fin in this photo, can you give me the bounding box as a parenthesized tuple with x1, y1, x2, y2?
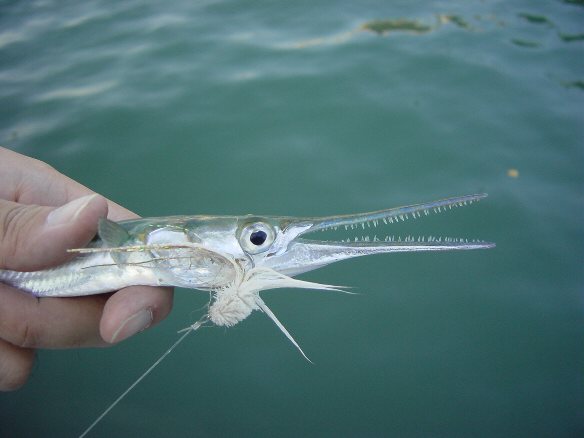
(98, 218, 131, 265)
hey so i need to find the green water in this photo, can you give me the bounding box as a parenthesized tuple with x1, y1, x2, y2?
(1, 1, 583, 437)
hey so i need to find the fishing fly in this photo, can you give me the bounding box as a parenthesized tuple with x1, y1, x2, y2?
(0, 193, 494, 436)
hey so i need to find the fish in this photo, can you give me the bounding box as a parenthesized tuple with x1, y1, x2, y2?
(0, 193, 494, 345)
(0, 193, 494, 436)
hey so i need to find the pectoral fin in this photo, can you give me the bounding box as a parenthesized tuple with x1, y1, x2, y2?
(98, 218, 131, 265)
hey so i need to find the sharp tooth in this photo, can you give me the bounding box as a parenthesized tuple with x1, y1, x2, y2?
(382, 218, 387, 225)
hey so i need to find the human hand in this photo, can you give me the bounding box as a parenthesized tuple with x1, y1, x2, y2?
(0, 147, 173, 391)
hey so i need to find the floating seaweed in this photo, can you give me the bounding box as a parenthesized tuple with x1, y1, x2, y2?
(518, 13, 553, 25)
(361, 19, 433, 35)
(438, 14, 472, 29)
(291, 12, 566, 51)
(563, 0, 584, 6)
(562, 80, 584, 90)
(511, 38, 540, 48)
(559, 33, 584, 42)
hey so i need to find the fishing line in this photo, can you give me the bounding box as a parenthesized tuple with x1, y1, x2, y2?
(79, 319, 206, 438)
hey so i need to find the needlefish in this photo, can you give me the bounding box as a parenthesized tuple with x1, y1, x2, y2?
(0, 193, 494, 436)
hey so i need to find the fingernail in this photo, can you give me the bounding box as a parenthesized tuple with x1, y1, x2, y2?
(110, 308, 153, 343)
(46, 194, 99, 227)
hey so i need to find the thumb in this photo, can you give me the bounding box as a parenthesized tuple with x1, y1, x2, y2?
(0, 194, 108, 271)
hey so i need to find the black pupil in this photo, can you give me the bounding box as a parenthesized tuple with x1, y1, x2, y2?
(250, 230, 267, 246)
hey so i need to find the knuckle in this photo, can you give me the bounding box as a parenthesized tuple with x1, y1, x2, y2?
(0, 205, 27, 268)
(16, 318, 41, 349)
(0, 203, 43, 270)
(6, 299, 43, 349)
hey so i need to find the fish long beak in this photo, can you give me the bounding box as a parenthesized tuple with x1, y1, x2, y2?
(266, 194, 495, 276)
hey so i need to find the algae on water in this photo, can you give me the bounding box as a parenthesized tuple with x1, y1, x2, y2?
(559, 33, 584, 42)
(361, 19, 432, 35)
(438, 14, 471, 29)
(511, 38, 540, 48)
(518, 13, 553, 25)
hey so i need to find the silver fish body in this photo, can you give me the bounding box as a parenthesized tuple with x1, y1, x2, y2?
(0, 194, 495, 299)
(0, 216, 241, 297)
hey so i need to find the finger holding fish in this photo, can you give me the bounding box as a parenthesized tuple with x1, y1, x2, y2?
(0, 147, 175, 391)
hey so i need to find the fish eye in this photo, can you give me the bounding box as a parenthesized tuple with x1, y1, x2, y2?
(239, 221, 276, 255)
(250, 230, 267, 246)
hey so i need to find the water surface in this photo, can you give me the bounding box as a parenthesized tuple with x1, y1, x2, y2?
(0, 1, 582, 437)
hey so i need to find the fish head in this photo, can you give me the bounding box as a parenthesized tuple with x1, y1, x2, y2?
(230, 193, 495, 276)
